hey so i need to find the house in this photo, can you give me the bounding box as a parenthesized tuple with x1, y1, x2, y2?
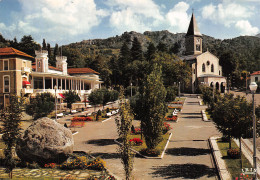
(250, 71, 260, 83)
(181, 13, 227, 93)
(0, 47, 102, 107)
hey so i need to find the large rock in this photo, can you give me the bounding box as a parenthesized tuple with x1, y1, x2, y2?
(16, 117, 74, 165)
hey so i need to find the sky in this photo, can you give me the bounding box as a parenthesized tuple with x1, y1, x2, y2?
(0, 0, 259, 46)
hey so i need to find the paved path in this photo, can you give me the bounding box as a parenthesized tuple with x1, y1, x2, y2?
(59, 96, 221, 179)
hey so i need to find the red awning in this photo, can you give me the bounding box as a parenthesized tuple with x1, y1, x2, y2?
(22, 81, 31, 86)
(58, 93, 65, 98)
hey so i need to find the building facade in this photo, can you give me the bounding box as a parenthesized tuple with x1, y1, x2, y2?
(181, 13, 226, 93)
(0, 48, 102, 107)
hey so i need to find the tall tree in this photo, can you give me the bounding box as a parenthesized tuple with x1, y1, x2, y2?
(115, 87, 134, 180)
(157, 41, 168, 52)
(47, 43, 55, 66)
(146, 42, 156, 61)
(88, 89, 103, 111)
(131, 37, 143, 61)
(0, 95, 24, 178)
(141, 63, 167, 149)
(53, 43, 59, 58)
(42, 39, 47, 50)
(18, 35, 40, 56)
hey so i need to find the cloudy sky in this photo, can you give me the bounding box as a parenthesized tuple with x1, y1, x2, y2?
(0, 0, 259, 46)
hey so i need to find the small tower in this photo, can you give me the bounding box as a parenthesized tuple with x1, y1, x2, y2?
(185, 13, 202, 55)
(35, 50, 49, 72)
(56, 55, 67, 75)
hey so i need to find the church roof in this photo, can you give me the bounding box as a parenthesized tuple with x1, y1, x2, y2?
(0, 47, 34, 60)
(186, 13, 202, 37)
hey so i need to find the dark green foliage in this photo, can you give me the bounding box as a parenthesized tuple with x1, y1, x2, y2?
(125, 86, 138, 97)
(42, 39, 47, 50)
(26, 93, 55, 120)
(64, 90, 80, 113)
(165, 86, 178, 102)
(157, 41, 168, 52)
(141, 63, 167, 149)
(88, 89, 103, 111)
(131, 37, 143, 61)
(18, 35, 41, 57)
(0, 95, 23, 178)
(146, 42, 156, 61)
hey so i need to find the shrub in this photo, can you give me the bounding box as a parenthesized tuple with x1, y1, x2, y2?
(131, 128, 141, 134)
(129, 138, 143, 146)
(140, 148, 160, 157)
(227, 148, 240, 159)
(60, 156, 88, 170)
(163, 122, 172, 134)
(87, 157, 106, 171)
(165, 116, 178, 121)
(97, 110, 102, 116)
(44, 163, 57, 169)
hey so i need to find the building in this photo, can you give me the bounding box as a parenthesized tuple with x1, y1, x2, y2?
(0, 47, 102, 107)
(181, 13, 226, 93)
(250, 71, 260, 83)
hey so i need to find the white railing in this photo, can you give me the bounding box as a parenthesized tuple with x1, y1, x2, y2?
(21, 67, 31, 73)
(22, 88, 33, 94)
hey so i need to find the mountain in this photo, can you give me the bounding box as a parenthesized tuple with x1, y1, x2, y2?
(256, 33, 260, 38)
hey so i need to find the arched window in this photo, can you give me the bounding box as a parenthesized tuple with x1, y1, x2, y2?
(202, 63, 205, 72)
(211, 64, 214, 72)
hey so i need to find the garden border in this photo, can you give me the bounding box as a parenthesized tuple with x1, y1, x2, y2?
(209, 136, 231, 180)
(114, 132, 172, 159)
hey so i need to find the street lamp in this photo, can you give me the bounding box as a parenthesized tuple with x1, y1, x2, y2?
(130, 82, 133, 97)
(249, 81, 258, 179)
(54, 85, 57, 121)
(178, 82, 180, 99)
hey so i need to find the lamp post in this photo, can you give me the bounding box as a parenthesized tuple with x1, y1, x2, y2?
(249, 81, 258, 179)
(54, 85, 57, 121)
(130, 82, 133, 97)
(178, 82, 180, 99)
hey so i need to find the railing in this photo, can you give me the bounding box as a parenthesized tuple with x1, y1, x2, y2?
(21, 67, 31, 73)
(22, 88, 33, 94)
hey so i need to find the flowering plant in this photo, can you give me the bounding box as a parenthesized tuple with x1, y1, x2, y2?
(71, 116, 93, 121)
(87, 157, 106, 170)
(70, 121, 85, 128)
(168, 106, 182, 110)
(131, 128, 141, 134)
(163, 122, 172, 134)
(227, 148, 240, 159)
(44, 163, 57, 168)
(129, 138, 143, 146)
(165, 116, 178, 121)
(140, 148, 160, 157)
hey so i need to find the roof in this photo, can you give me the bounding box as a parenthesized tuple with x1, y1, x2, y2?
(0, 47, 34, 59)
(32, 65, 62, 72)
(251, 71, 260, 76)
(67, 68, 100, 75)
(186, 13, 202, 37)
(181, 54, 200, 61)
(198, 74, 225, 78)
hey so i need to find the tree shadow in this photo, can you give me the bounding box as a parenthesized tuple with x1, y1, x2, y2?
(91, 153, 120, 159)
(151, 164, 217, 179)
(166, 147, 211, 156)
(86, 139, 116, 146)
(181, 113, 201, 115)
(182, 116, 201, 119)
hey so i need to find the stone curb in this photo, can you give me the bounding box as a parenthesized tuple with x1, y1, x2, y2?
(114, 133, 172, 159)
(201, 110, 210, 122)
(209, 136, 232, 180)
(101, 117, 112, 123)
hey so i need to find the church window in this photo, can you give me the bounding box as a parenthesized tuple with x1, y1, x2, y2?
(211, 64, 214, 72)
(207, 61, 210, 66)
(202, 63, 205, 72)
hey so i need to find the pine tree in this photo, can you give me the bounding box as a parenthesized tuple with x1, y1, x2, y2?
(115, 87, 134, 180)
(47, 43, 55, 66)
(157, 41, 168, 52)
(131, 37, 143, 61)
(42, 39, 47, 50)
(141, 63, 167, 149)
(53, 43, 59, 58)
(0, 95, 24, 178)
(146, 42, 156, 61)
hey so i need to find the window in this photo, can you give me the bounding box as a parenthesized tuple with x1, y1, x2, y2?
(194, 69, 195, 74)
(211, 64, 214, 72)
(38, 61, 41, 68)
(3, 76, 10, 93)
(196, 44, 200, 51)
(256, 77, 259, 82)
(219, 70, 221, 75)
(202, 63, 205, 72)
(4, 60, 9, 71)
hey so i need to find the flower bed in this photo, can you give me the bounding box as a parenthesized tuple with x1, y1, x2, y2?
(131, 128, 141, 134)
(140, 148, 160, 157)
(70, 121, 85, 128)
(71, 116, 93, 121)
(129, 138, 143, 146)
(168, 106, 182, 110)
(165, 115, 178, 122)
(163, 122, 172, 134)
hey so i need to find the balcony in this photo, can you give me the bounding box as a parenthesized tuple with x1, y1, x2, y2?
(22, 67, 31, 73)
(22, 88, 33, 94)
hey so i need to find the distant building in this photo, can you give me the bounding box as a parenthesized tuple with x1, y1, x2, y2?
(181, 13, 226, 93)
(250, 71, 260, 83)
(0, 47, 102, 107)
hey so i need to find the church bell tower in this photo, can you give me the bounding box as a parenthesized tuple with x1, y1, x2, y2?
(185, 13, 202, 55)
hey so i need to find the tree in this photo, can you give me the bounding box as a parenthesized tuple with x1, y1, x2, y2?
(141, 63, 167, 149)
(101, 88, 111, 109)
(0, 95, 24, 178)
(88, 89, 103, 111)
(47, 43, 55, 66)
(115, 87, 134, 180)
(165, 86, 178, 102)
(157, 41, 168, 52)
(18, 35, 40, 56)
(42, 39, 47, 50)
(146, 42, 156, 61)
(131, 37, 143, 61)
(64, 90, 80, 113)
(26, 93, 55, 120)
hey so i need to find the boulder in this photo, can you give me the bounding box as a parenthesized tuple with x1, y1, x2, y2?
(16, 117, 74, 165)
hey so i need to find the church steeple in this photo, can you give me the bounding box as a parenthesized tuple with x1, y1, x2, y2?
(185, 13, 202, 55)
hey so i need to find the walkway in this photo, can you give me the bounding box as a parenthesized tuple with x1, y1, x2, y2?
(59, 96, 221, 179)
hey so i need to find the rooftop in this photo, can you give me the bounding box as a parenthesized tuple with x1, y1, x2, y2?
(0, 47, 34, 59)
(251, 71, 260, 75)
(186, 13, 202, 37)
(68, 68, 99, 75)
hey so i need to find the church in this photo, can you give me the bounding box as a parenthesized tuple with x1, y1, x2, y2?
(181, 13, 226, 93)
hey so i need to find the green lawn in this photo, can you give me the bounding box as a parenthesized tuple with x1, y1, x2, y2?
(129, 133, 170, 157)
(217, 138, 253, 179)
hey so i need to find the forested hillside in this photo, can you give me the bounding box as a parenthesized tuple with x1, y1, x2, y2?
(1, 30, 260, 89)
